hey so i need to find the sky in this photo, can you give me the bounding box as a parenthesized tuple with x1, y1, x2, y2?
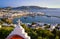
(0, 0, 60, 8)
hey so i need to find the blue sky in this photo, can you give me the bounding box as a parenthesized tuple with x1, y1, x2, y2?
(0, 0, 60, 8)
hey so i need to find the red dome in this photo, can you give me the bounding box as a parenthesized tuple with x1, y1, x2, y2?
(10, 35, 24, 39)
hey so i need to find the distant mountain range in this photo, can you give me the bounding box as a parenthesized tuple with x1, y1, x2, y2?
(12, 6, 47, 10)
(1, 6, 47, 10)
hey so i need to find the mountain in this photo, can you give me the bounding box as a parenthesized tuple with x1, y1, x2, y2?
(0, 6, 47, 11)
(12, 6, 47, 10)
(0, 6, 13, 10)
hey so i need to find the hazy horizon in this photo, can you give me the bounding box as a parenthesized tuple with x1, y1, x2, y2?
(0, 0, 60, 8)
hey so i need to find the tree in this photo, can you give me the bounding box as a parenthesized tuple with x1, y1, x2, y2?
(52, 29, 57, 39)
(55, 36, 59, 39)
(28, 30, 38, 39)
(1, 18, 12, 24)
(0, 29, 13, 39)
(37, 36, 42, 39)
(31, 22, 36, 25)
(57, 24, 60, 26)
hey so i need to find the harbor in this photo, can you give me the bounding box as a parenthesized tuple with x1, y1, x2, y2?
(0, 0, 60, 39)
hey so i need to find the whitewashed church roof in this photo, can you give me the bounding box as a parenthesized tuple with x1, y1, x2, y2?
(6, 19, 30, 39)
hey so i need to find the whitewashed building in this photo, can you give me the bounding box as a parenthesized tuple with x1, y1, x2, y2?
(6, 19, 30, 39)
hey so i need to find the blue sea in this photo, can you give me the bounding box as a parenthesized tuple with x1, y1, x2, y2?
(13, 8, 60, 24)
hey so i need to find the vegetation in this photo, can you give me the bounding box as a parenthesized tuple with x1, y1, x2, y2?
(0, 26, 14, 39)
(31, 22, 36, 25)
(21, 24, 60, 39)
(0, 24, 60, 39)
(1, 18, 13, 24)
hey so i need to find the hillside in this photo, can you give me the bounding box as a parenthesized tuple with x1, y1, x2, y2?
(12, 6, 47, 10)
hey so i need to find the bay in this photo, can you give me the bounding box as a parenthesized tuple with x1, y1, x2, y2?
(13, 8, 60, 24)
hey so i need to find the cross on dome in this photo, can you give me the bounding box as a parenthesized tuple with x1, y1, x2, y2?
(6, 19, 30, 39)
(17, 19, 21, 26)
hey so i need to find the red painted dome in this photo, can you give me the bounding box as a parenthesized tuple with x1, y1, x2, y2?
(10, 35, 24, 39)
